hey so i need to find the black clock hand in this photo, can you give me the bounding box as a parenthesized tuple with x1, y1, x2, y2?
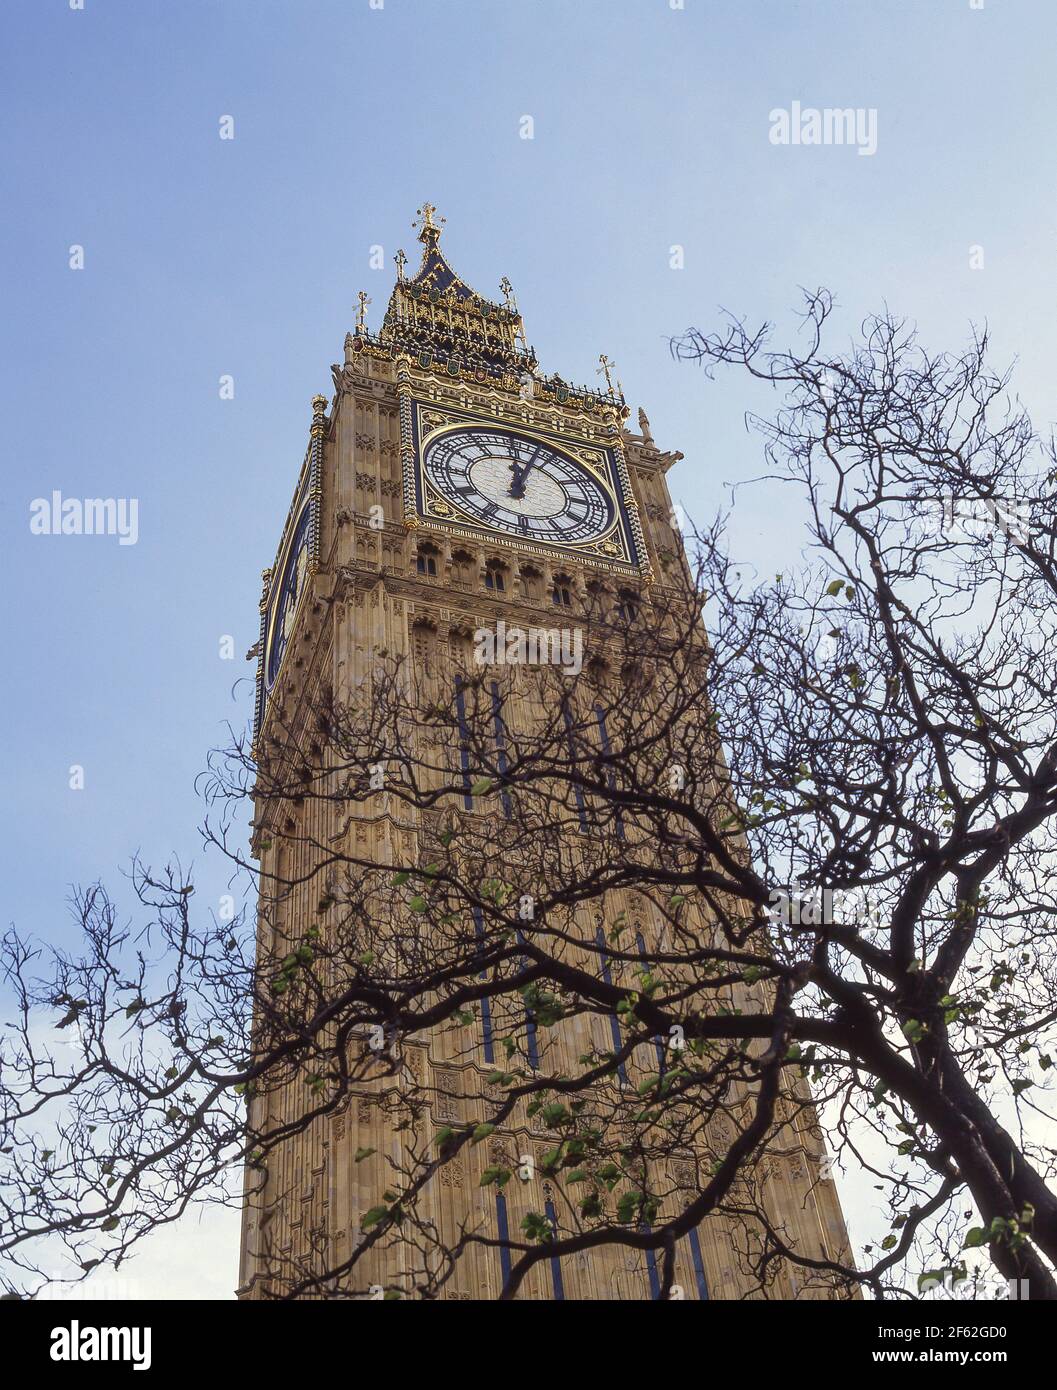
(509, 447, 541, 498)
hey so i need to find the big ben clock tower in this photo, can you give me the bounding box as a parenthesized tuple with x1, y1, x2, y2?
(239, 206, 855, 1301)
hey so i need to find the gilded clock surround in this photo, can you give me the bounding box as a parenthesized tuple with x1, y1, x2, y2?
(401, 392, 644, 571)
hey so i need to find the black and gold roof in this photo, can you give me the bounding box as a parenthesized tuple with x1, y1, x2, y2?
(378, 202, 535, 374)
(344, 204, 623, 415)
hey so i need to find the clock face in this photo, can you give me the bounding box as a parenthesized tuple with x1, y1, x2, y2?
(266, 507, 311, 689)
(422, 426, 614, 545)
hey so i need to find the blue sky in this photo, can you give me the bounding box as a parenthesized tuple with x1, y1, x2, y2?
(2, 0, 1055, 1297)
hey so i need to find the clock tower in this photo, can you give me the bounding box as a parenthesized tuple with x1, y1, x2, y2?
(240, 207, 855, 1300)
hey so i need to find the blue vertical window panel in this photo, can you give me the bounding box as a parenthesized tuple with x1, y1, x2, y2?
(595, 927, 627, 1086)
(490, 682, 513, 818)
(562, 703, 589, 832)
(495, 1192, 512, 1288)
(544, 1199, 566, 1300)
(525, 1011, 540, 1070)
(687, 1227, 710, 1300)
(454, 678, 473, 809)
(594, 705, 625, 840)
(473, 905, 494, 1064)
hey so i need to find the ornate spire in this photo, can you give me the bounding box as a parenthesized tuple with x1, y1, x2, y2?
(413, 201, 445, 248)
(377, 204, 533, 374)
(340, 206, 623, 417)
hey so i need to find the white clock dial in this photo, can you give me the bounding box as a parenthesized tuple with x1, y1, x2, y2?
(469, 455, 565, 517)
(423, 426, 614, 544)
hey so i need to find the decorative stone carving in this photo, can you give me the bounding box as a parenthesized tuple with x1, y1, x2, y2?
(433, 1067, 460, 1122)
(439, 1154, 464, 1188)
(402, 1045, 427, 1087)
(487, 1136, 509, 1167)
(670, 1159, 695, 1189)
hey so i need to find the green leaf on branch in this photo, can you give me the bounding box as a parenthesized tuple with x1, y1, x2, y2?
(479, 1166, 512, 1189)
(615, 1190, 643, 1224)
(361, 1205, 389, 1232)
(520, 1211, 553, 1244)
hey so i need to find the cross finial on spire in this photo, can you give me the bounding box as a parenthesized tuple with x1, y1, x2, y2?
(500, 277, 527, 350)
(414, 202, 445, 245)
(394, 248, 408, 282)
(356, 291, 371, 333)
(597, 354, 624, 399)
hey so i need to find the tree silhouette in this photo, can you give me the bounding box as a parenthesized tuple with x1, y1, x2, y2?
(3, 293, 1055, 1300)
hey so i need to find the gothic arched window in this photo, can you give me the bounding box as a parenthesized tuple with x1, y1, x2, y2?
(519, 564, 543, 603)
(451, 549, 475, 585)
(484, 560, 507, 593)
(551, 573, 572, 607)
(411, 620, 438, 677)
(415, 543, 439, 577)
(448, 628, 474, 671)
(616, 588, 639, 624)
(586, 657, 609, 689)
